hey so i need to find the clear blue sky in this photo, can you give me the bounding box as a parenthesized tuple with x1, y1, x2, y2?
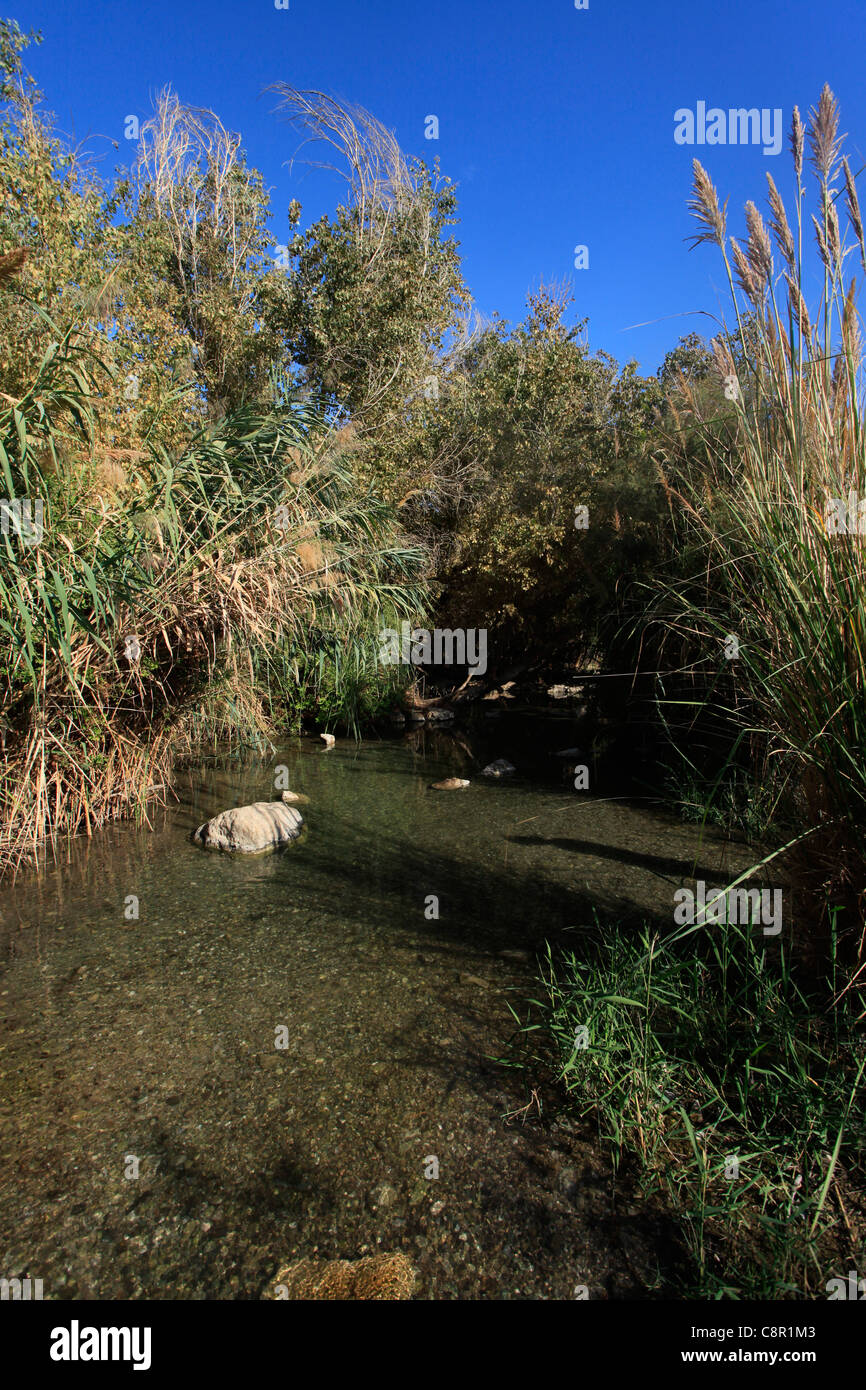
(12, 0, 866, 373)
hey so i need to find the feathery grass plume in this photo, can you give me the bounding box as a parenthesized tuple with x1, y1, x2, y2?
(765, 306, 778, 351)
(686, 160, 727, 249)
(710, 333, 737, 388)
(745, 201, 773, 293)
(841, 276, 862, 366)
(808, 85, 843, 183)
(730, 236, 759, 303)
(785, 273, 812, 345)
(646, 88, 866, 977)
(790, 106, 804, 182)
(766, 174, 796, 271)
(812, 212, 833, 271)
(831, 344, 848, 407)
(842, 158, 866, 272)
(826, 193, 842, 269)
(778, 321, 794, 370)
(0, 247, 27, 283)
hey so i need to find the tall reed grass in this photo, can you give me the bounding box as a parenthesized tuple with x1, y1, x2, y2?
(0, 282, 426, 875)
(649, 88, 866, 970)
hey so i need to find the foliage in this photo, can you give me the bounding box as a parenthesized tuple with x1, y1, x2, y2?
(427, 284, 666, 660)
(508, 917, 865, 1297)
(0, 31, 438, 871)
(0, 322, 425, 870)
(643, 88, 866, 962)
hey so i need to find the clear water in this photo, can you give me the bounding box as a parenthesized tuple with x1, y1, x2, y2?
(0, 714, 751, 1299)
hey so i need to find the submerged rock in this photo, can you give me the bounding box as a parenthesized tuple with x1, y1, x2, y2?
(429, 777, 470, 791)
(481, 758, 516, 777)
(268, 1252, 416, 1300)
(193, 802, 303, 854)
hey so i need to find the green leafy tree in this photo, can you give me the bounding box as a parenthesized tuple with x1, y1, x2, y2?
(425, 285, 666, 659)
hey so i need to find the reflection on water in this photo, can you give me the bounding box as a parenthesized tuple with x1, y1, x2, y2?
(0, 714, 752, 1298)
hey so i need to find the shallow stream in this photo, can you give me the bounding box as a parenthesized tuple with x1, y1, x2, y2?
(0, 712, 752, 1298)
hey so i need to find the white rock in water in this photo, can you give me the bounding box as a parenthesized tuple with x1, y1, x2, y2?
(481, 759, 516, 777)
(193, 802, 303, 854)
(320, 732, 336, 747)
(548, 684, 586, 699)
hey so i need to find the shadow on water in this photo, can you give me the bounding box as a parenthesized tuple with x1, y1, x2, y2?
(0, 716, 755, 1299)
(504, 833, 737, 886)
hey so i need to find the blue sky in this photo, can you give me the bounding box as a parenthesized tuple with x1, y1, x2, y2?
(12, 0, 866, 373)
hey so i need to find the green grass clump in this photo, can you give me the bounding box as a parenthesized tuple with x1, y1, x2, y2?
(510, 913, 865, 1298)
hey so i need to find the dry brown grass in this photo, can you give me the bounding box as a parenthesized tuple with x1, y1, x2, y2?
(0, 399, 426, 878)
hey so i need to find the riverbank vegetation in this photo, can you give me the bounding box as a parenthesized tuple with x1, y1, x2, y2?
(1, 17, 864, 1297)
(0, 22, 428, 873)
(509, 89, 866, 1296)
(506, 913, 865, 1297)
